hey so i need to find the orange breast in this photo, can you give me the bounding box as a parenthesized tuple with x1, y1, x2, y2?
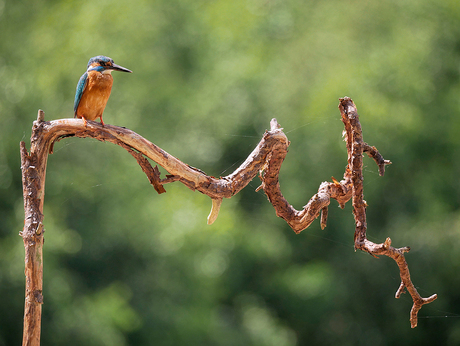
(76, 71, 113, 121)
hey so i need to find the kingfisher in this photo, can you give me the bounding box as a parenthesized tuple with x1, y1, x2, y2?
(74, 55, 132, 126)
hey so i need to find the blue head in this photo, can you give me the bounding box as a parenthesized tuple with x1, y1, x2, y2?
(86, 55, 132, 74)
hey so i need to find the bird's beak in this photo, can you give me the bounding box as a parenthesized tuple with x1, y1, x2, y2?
(110, 63, 132, 73)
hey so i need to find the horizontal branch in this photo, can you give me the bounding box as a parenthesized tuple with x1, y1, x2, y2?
(39, 118, 289, 200)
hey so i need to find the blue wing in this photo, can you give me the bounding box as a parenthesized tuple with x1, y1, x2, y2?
(74, 72, 88, 116)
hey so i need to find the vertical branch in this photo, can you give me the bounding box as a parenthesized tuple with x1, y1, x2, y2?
(338, 98, 367, 246)
(20, 110, 50, 346)
(338, 97, 436, 328)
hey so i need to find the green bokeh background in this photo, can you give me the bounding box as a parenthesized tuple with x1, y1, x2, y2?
(1, 0, 460, 345)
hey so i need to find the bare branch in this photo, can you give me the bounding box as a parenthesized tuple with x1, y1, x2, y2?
(20, 97, 436, 346)
(39, 118, 288, 199)
(258, 98, 436, 327)
(20, 111, 47, 346)
(117, 141, 166, 194)
(363, 143, 392, 176)
(338, 97, 437, 328)
(259, 119, 353, 233)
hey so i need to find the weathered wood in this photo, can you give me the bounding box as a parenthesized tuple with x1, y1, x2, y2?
(20, 98, 436, 345)
(20, 111, 47, 346)
(338, 98, 436, 328)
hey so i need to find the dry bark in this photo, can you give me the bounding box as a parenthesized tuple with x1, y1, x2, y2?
(20, 98, 436, 344)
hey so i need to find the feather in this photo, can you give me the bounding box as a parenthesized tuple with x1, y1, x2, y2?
(74, 72, 88, 116)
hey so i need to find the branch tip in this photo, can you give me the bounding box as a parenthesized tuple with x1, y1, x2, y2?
(410, 293, 438, 328)
(270, 118, 281, 130)
(399, 246, 411, 253)
(395, 282, 406, 298)
(37, 109, 45, 122)
(383, 237, 391, 249)
(320, 207, 328, 230)
(207, 198, 223, 225)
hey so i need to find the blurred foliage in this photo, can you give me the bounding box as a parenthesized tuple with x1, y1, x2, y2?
(1, 0, 460, 345)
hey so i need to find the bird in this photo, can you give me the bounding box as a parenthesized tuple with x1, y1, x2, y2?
(74, 55, 132, 126)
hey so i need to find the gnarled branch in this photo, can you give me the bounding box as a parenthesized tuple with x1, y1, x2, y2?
(257, 98, 436, 328)
(338, 98, 436, 328)
(20, 98, 435, 345)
